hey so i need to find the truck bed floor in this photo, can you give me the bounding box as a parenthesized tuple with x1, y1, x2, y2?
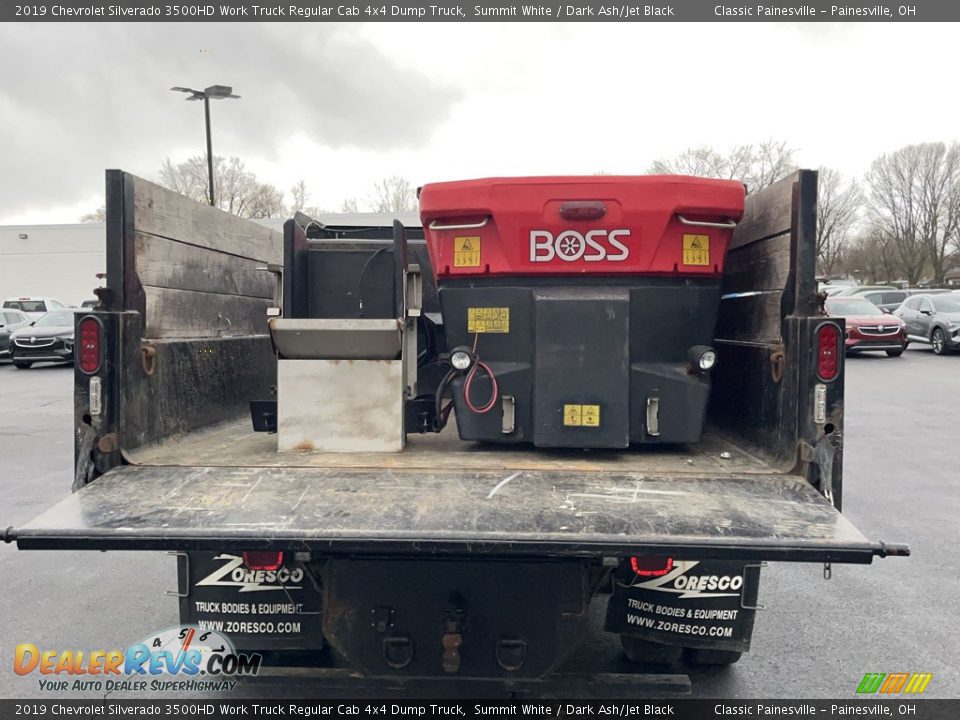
(124, 419, 782, 476)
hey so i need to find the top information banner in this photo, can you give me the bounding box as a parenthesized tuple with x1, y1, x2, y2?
(1, 0, 952, 22)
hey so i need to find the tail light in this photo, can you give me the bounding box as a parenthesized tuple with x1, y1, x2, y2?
(816, 323, 842, 382)
(630, 556, 674, 577)
(242, 551, 283, 571)
(78, 316, 102, 374)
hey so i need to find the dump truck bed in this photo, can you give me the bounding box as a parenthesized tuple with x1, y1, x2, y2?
(7, 170, 908, 566)
(15, 421, 884, 563)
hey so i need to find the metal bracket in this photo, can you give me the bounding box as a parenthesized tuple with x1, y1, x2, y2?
(677, 214, 737, 229)
(164, 551, 189, 598)
(428, 217, 489, 231)
(405, 264, 422, 319)
(371, 606, 395, 633)
(501, 395, 516, 434)
(257, 264, 284, 315)
(403, 265, 422, 399)
(140, 342, 157, 377)
(812, 435, 836, 507)
(645, 396, 661, 436)
(216, 313, 232, 336)
(769, 344, 785, 383)
(740, 562, 767, 610)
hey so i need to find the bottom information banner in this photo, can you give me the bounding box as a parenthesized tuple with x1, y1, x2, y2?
(1, 700, 957, 720)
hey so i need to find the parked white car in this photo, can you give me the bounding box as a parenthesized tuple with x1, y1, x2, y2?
(1, 297, 67, 320)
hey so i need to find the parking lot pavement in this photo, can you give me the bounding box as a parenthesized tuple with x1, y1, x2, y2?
(1, 346, 958, 699)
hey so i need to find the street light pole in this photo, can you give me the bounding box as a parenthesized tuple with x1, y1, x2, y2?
(170, 84, 241, 208)
(203, 95, 215, 206)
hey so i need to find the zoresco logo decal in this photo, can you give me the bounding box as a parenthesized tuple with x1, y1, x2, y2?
(631, 560, 743, 599)
(857, 673, 933, 694)
(14, 626, 260, 692)
(197, 553, 304, 593)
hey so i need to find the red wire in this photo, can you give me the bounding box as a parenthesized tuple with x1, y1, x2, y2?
(463, 360, 499, 413)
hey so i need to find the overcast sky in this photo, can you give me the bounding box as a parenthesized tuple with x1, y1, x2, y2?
(1, 22, 958, 224)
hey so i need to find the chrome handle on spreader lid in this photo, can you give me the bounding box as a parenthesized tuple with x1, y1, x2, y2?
(677, 215, 738, 229)
(428, 217, 490, 231)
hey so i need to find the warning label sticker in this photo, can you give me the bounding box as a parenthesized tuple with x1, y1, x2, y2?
(563, 404, 601, 427)
(467, 307, 510, 333)
(454, 236, 481, 267)
(682, 234, 710, 266)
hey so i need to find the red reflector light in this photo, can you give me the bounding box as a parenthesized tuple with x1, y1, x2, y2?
(630, 556, 674, 577)
(78, 316, 102, 374)
(817, 323, 841, 381)
(559, 201, 607, 221)
(242, 551, 284, 571)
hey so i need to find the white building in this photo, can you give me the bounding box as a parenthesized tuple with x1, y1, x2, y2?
(0, 223, 107, 307)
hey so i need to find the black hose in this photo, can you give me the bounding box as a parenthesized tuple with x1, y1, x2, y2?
(358, 247, 389, 315)
(433, 368, 457, 431)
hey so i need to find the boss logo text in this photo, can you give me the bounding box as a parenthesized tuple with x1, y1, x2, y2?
(529, 229, 631, 263)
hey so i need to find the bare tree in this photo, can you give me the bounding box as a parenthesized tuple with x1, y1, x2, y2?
(865, 143, 960, 285)
(650, 146, 728, 179)
(840, 226, 904, 284)
(371, 176, 417, 213)
(340, 197, 362, 213)
(816, 167, 862, 276)
(288, 179, 327, 218)
(159, 156, 208, 200)
(244, 183, 286, 219)
(289, 179, 309, 213)
(750, 140, 799, 191)
(649, 139, 797, 193)
(159, 155, 286, 219)
(922, 144, 960, 284)
(80, 206, 106, 223)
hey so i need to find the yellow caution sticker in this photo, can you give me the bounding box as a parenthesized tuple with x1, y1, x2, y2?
(454, 236, 481, 268)
(581, 404, 600, 427)
(563, 404, 601, 427)
(682, 234, 710, 266)
(467, 307, 510, 333)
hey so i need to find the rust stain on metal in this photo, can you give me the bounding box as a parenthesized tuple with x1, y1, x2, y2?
(97, 433, 120, 453)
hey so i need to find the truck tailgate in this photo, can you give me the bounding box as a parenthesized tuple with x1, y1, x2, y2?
(10, 465, 901, 563)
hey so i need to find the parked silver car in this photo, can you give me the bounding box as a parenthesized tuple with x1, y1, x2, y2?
(0, 309, 32, 361)
(894, 294, 960, 355)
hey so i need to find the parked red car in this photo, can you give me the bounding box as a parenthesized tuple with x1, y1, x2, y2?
(825, 297, 907, 357)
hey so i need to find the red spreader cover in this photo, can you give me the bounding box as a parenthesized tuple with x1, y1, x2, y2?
(419, 176, 745, 278)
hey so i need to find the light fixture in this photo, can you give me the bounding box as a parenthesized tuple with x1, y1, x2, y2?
(688, 345, 717, 373)
(450, 348, 474, 372)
